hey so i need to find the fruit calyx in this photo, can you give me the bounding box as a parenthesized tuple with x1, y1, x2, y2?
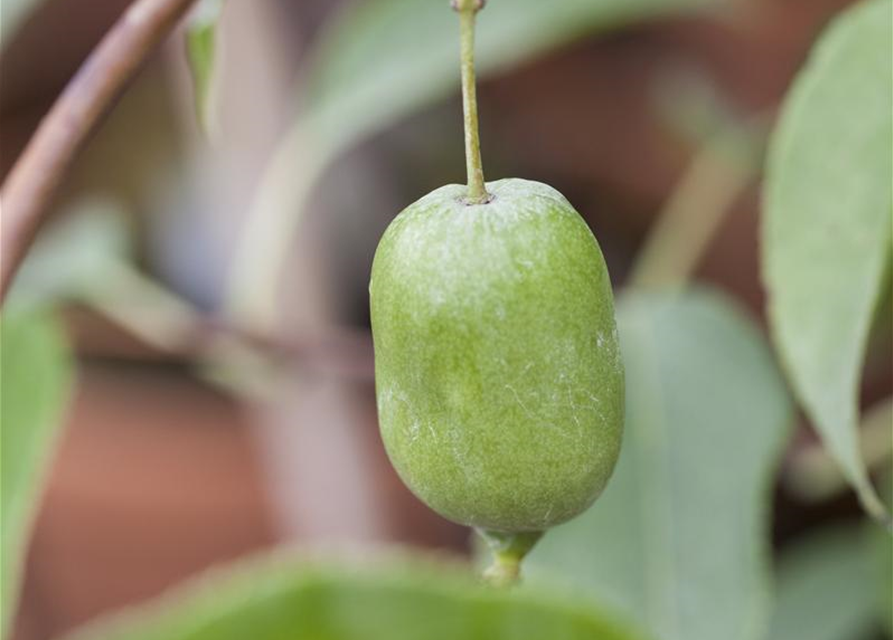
(479, 529, 544, 587)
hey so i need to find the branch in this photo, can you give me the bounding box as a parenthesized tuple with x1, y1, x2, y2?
(629, 124, 760, 290)
(79, 263, 374, 388)
(0, 0, 200, 304)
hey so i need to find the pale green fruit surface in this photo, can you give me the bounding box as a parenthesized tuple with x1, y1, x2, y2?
(370, 178, 624, 533)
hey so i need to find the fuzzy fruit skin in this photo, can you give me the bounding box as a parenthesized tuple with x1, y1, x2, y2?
(370, 178, 624, 533)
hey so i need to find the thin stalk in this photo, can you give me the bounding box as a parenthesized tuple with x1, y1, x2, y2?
(478, 529, 543, 587)
(454, 0, 490, 204)
(80, 261, 374, 396)
(0, 0, 200, 305)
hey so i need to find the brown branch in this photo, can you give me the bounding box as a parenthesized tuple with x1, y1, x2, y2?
(0, 0, 199, 304)
(176, 316, 375, 382)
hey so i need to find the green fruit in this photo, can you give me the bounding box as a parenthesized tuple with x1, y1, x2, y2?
(370, 178, 624, 533)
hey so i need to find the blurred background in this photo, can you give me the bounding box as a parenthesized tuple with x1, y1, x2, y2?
(1, 0, 890, 638)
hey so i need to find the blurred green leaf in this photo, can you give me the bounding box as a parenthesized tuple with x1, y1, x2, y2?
(8, 199, 132, 313)
(0, 0, 46, 45)
(524, 288, 792, 640)
(228, 0, 720, 326)
(873, 468, 892, 634)
(1, 312, 73, 638)
(63, 554, 648, 640)
(762, 0, 893, 521)
(186, 0, 225, 136)
(768, 525, 881, 640)
(305, 0, 716, 153)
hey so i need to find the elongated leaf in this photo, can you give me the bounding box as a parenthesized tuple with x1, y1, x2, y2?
(186, 0, 225, 136)
(768, 526, 881, 640)
(304, 0, 716, 152)
(873, 468, 892, 634)
(0, 312, 73, 637)
(64, 554, 647, 640)
(524, 289, 793, 640)
(762, 0, 893, 520)
(227, 0, 720, 325)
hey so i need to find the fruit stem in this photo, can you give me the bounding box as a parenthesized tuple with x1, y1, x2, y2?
(477, 529, 543, 587)
(453, 0, 490, 204)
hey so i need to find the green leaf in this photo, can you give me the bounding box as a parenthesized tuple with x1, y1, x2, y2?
(304, 0, 715, 152)
(186, 0, 225, 137)
(524, 288, 793, 640)
(8, 199, 132, 313)
(872, 467, 892, 634)
(762, 0, 893, 521)
(1, 312, 73, 637)
(768, 525, 881, 640)
(62, 554, 648, 640)
(227, 0, 720, 326)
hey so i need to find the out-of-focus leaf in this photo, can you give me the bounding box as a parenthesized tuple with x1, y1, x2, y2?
(884, 547, 893, 635)
(873, 468, 892, 634)
(8, 200, 132, 313)
(762, 0, 893, 521)
(0, 0, 46, 45)
(227, 0, 720, 326)
(768, 526, 881, 640)
(186, 0, 225, 136)
(524, 288, 792, 640)
(304, 0, 715, 154)
(0, 312, 73, 637)
(7, 201, 205, 359)
(63, 554, 648, 640)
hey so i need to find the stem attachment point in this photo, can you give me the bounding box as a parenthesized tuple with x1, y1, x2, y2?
(477, 529, 543, 588)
